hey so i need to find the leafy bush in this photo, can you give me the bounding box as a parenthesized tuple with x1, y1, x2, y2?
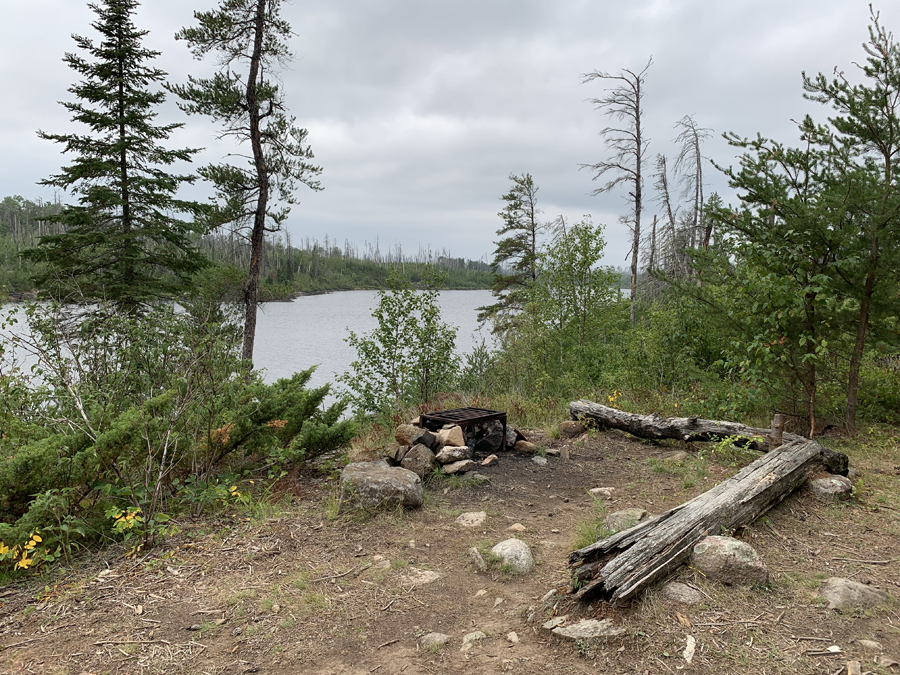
(0, 299, 355, 569)
(340, 267, 460, 416)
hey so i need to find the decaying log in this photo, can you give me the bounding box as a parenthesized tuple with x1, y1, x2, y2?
(569, 437, 845, 604)
(569, 399, 847, 475)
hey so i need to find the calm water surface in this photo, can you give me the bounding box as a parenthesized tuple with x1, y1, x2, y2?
(253, 290, 494, 389)
(1, 290, 494, 393)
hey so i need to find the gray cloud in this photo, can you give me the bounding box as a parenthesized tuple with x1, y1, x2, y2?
(2, 0, 897, 265)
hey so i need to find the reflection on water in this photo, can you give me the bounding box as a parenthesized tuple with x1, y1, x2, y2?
(1, 290, 495, 397)
(253, 290, 494, 390)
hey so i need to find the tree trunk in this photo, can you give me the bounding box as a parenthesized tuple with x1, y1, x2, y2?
(241, 0, 269, 368)
(569, 436, 842, 604)
(568, 399, 847, 475)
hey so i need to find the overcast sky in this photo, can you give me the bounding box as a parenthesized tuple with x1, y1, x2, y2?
(1, 0, 895, 266)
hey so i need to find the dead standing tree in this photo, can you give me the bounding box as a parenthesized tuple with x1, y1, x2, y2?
(673, 115, 713, 249)
(581, 58, 652, 326)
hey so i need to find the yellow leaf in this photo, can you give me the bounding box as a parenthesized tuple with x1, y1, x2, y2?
(0, 543, 8, 555)
(32, 534, 42, 543)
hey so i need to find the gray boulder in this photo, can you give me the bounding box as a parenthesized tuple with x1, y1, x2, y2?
(340, 461, 423, 510)
(558, 420, 586, 438)
(394, 424, 437, 449)
(491, 538, 534, 574)
(691, 535, 768, 586)
(435, 445, 472, 464)
(443, 459, 477, 474)
(551, 619, 625, 640)
(605, 508, 651, 532)
(819, 577, 889, 611)
(662, 581, 703, 605)
(420, 632, 451, 649)
(807, 475, 853, 502)
(401, 443, 437, 479)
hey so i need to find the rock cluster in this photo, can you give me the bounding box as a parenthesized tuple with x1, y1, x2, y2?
(385, 419, 527, 479)
(340, 417, 527, 512)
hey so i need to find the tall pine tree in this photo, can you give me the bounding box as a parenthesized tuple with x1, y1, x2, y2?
(170, 0, 322, 366)
(28, 0, 207, 308)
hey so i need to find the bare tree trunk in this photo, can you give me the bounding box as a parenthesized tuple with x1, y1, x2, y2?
(568, 399, 848, 474)
(569, 437, 842, 604)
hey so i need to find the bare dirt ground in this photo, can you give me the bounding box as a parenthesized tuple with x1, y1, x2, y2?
(1, 426, 898, 675)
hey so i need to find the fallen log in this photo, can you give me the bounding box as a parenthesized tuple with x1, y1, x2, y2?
(569, 437, 846, 604)
(568, 399, 847, 475)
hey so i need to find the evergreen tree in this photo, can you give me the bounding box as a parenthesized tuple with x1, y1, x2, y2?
(478, 173, 546, 333)
(27, 0, 207, 307)
(170, 0, 323, 366)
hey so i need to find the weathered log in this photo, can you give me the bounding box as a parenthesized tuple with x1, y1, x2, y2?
(569, 437, 844, 604)
(569, 399, 847, 475)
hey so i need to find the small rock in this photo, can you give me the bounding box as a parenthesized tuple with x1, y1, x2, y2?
(188, 623, 202, 631)
(507, 632, 519, 644)
(552, 619, 625, 640)
(372, 554, 391, 569)
(540, 589, 557, 603)
(435, 445, 472, 464)
(542, 615, 569, 630)
(437, 425, 466, 448)
(662, 581, 703, 605)
(443, 459, 477, 474)
(401, 444, 437, 479)
(662, 450, 690, 462)
(231, 626, 242, 637)
(468, 547, 488, 572)
(401, 568, 443, 587)
(589, 487, 615, 500)
(507, 523, 526, 532)
(456, 511, 486, 527)
(691, 535, 768, 586)
(493, 597, 504, 608)
(271, 603, 280, 614)
(481, 454, 499, 467)
(532, 456, 548, 466)
(490, 539, 535, 574)
(605, 508, 651, 532)
(515, 440, 538, 454)
(461, 630, 487, 652)
(847, 467, 861, 481)
(807, 475, 853, 502)
(819, 578, 889, 611)
(558, 420, 586, 438)
(545, 448, 561, 457)
(409, 416, 420, 426)
(474, 589, 488, 598)
(468, 472, 490, 482)
(421, 632, 451, 649)
(855, 639, 883, 652)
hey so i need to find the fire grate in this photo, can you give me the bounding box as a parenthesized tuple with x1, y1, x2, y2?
(418, 407, 507, 452)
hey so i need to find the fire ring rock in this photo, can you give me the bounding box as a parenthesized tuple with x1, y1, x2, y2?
(340, 461, 423, 511)
(490, 538, 534, 574)
(690, 535, 768, 586)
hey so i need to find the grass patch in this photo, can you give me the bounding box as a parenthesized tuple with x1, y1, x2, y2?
(572, 497, 613, 551)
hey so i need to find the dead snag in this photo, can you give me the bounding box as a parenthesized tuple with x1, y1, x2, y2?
(568, 399, 847, 475)
(569, 438, 844, 604)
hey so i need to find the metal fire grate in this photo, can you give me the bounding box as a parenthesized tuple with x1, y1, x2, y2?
(418, 407, 507, 452)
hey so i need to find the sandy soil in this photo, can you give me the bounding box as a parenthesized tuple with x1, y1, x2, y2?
(1, 427, 898, 675)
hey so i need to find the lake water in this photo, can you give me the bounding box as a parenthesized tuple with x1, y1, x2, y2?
(253, 289, 494, 389)
(1, 290, 495, 392)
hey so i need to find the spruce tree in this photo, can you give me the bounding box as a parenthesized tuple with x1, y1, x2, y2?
(28, 0, 207, 308)
(478, 173, 546, 333)
(170, 0, 323, 366)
